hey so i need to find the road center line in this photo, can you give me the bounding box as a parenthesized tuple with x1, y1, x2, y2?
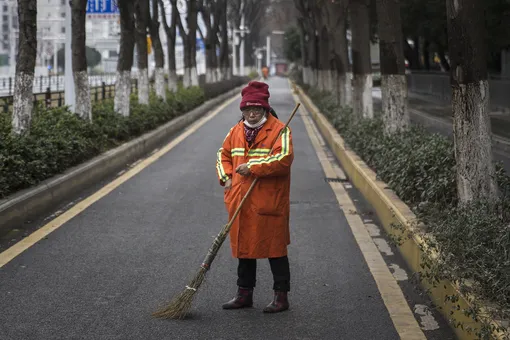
(0, 95, 239, 268)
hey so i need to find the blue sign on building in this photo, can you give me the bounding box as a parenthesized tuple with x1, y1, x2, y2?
(86, 0, 119, 15)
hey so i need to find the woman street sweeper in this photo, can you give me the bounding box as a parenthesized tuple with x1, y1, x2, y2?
(216, 81, 294, 313)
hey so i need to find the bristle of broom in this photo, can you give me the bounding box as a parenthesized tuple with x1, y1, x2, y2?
(152, 267, 207, 319)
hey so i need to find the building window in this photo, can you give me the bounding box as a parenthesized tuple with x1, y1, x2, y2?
(2, 15, 7, 22)
(3, 6, 7, 12)
(61, 12, 65, 18)
(61, 27, 65, 33)
(61, 0, 66, 4)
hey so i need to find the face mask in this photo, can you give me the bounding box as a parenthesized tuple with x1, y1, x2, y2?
(243, 115, 267, 128)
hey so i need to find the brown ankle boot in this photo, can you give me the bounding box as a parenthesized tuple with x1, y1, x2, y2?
(263, 291, 289, 313)
(222, 287, 254, 309)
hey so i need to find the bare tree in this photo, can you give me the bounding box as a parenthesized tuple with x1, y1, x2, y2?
(227, 0, 268, 75)
(297, 1, 316, 83)
(296, 19, 309, 84)
(446, 0, 498, 203)
(324, 0, 351, 106)
(135, 0, 150, 104)
(198, 0, 223, 83)
(295, 0, 318, 86)
(115, 0, 136, 116)
(150, 0, 166, 100)
(12, 0, 37, 134)
(159, 0, 178, 91)
(218, 0, 230, 79)
(375, 0, 408, 134)
(175, 0, 198, 87)
(312, 3, 330, 90)
(350, 0, 373, 119)
(71, 0, 91, 120)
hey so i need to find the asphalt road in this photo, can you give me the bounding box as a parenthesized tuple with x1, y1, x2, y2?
(0, 78, 431, 340)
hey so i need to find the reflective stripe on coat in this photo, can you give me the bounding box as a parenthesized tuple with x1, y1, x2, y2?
(216, 113, 294, 259)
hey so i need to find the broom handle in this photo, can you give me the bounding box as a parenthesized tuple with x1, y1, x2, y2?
(200, 103, 300, 270)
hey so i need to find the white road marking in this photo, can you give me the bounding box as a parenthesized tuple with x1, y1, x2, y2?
(414, 304, 440, 331)
(373, 238, 394, 256)
(389, 263, 409, 281)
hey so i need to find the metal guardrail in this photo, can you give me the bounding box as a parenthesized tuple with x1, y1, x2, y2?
(0, 79, 139, 114)
(0, 74, 118, 97)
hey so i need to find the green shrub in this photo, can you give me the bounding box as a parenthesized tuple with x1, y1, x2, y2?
(203, 76, 250, 100)
(0, 80, 245, 199)
(303, 84, 510, 333)
(248, 70, 259, 79)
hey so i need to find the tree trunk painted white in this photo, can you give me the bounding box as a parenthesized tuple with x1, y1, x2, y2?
(168, 70, 178, 92)
(353, 73, 374, 119)
(318, 70, 325, 90)
(327, 69, 334, 93)
(137, 68, 149, 104)
(12, 72, 34, 134)
(191, 67, 199, 86)
(324, 70, 331, 91)
(381, 74, 409, 134)
(351, 0, 373, 119)
(215, 68, 221, 82)
(222, 67, 232, 80)
(155, 67, 166, 100)
(453, 80, 498, 202)
(337, 72, 347, 106)
(73, 70, 91, 121)
(311, 69, 317, 87)
(114, 70, 132, 116)
(183, 68, 191, 88)
(205, 69, 213, 83)
(345, 72, 353, 106)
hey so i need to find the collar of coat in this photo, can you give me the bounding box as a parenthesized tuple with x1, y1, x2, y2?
(237, 113, 278, 148)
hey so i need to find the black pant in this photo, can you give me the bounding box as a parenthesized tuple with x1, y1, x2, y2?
(237, 256, 290, 292)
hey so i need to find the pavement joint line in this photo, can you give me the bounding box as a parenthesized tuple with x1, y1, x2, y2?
(0, 94, 239, 269)
(292, 82, 426, 340)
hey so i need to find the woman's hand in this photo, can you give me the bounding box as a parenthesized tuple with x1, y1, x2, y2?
(235, 164, 251, 176)
(225, 179, 232, 189)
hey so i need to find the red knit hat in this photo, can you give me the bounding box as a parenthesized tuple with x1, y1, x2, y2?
(240, 81, 271, 111)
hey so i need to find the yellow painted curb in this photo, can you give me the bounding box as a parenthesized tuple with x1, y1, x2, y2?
(293, 83, 508, 340)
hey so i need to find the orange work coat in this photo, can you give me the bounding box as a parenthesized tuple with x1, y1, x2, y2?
(262, 67, 269, 78)
(216, 113, 294, 259)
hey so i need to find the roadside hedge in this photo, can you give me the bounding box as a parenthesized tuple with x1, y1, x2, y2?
(0, 77, 249, 199)
(301, 84, 510, 338)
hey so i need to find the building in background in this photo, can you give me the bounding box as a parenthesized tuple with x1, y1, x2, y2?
(0, 0, 18, 76)
(85, 15, 120, 74)
(0, 0, 206, 78)
(37, 0, 66, 76)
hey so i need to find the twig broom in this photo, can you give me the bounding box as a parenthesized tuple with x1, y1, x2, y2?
(152, 102, 301, 320)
